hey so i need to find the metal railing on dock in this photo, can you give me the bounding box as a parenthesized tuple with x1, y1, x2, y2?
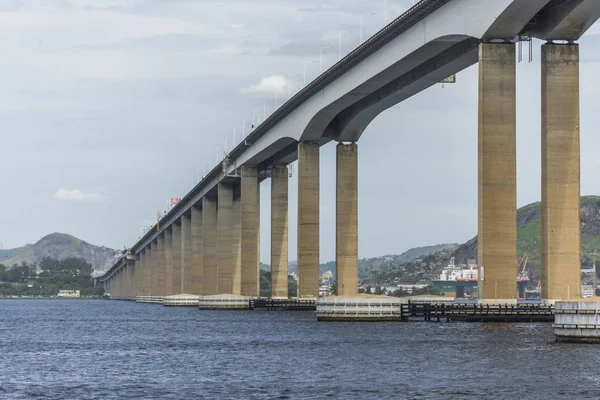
(250, 298, 316, 311)
(402, 302, 554, 322)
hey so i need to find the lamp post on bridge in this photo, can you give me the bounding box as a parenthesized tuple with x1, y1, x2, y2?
(288, 73, 301, 99)
(320, 46, 331, 72)
(338, 30, 353, 60)
(360, 12, 375, 44)
(303, 60, 317, 85)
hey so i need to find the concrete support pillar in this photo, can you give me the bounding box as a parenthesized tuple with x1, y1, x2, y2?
(172, 222, 183, 294)
(218, 183, 234, 294)
(541, 43, 580, 300)
(142, 249, 149, 296)
(190, 206, 203, 294)
(232, 190, 242, 295)
(130, 263, 136, 298)
(202, 197, 218, 295)
(297, 143, 320, 298)
(478, 42, 517, 300)
(150, 240, 158, 296)
(164, 228, 173, 296)
(157, 234, 166, 296)
(181, 214, 193, 294)
(336, 143, 358, 297)
(241, 166, 260, 297)
(271, 166, 289, 299)
(139, 249, 145, 297)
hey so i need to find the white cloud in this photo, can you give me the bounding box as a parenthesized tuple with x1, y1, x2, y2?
(53, 188, 105, 202)
(242, 75, 288, 95)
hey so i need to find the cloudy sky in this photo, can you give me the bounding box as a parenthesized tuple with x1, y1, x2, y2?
(1, 0, 600, 263)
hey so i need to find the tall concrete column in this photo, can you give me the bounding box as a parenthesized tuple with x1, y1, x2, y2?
(478, 42, 517, 300)
(130, 263, 136, 298)
(150, 240, 158, 296)
(542, 43, 580, 300)
(336, 143, 358, 297)
(202, 197, 218, 295)
(218, 183, 234, 294)
(181, 214, 193, 294)
(298, 143, 320, 298)
(156, 234, 165, 296)
(190, 206, 203, 294)
(232, 189, 242, 295)
(142, 248, 149, 296)
(139, 249, 145, 296)
(241, 166, 260, 297)
(164, 229, 173, 296)
(271, 166, 289, 299)
(172, 222, 183, 294)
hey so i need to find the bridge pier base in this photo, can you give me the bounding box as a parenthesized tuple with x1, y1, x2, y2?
(336, 143, 358, 297)
(271, 166, 289, 299)
(241, 166, 260, 297)
(164, 228, 173, 296)
(191, 206, 203, 295)
(477, 42, 517, 301)
(297, 143, 320, 298)
(172, 221, 183, 294)
(202, 196, 218, 295)
(218, 183, 234, 294)
(541, 43, 580, 300)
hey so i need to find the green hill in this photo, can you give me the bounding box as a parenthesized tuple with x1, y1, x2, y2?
(1, 233, 120, 274)
(453, 196, 600, 285)
(281, 243, 459, 278)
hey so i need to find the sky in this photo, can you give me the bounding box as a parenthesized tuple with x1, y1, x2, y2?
(1, 0, 600, 263)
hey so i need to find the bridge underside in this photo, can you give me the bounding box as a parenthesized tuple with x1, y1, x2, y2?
(101, 0, 600, 304)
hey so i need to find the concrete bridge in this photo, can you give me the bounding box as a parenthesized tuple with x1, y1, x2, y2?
(99, 0, 600, 306)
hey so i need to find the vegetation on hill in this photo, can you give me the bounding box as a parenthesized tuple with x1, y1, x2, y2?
(0, 257, 103, 297)
(2, 233, 120, 274)
(282, 243, 459, 279)
(260, 270, 298, 298)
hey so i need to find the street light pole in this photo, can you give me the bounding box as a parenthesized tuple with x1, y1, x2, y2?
(361, 13, 375, 44)
(320, 46, 331, 71)
(338, 30, 352, 60)
(303, 60, 316, 85)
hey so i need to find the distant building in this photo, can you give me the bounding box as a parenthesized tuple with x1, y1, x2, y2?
(57, 289, 80, 298)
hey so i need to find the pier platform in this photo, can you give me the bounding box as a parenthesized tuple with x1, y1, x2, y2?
(403, 302, 554, 322)
(163, 294, 199, 307)
(554, 301, 600, 343)
(198, 295, 253, 310)
(250, 298, 316, 311)
(316, 296, 403, 321)
(135, 296, 163, 304)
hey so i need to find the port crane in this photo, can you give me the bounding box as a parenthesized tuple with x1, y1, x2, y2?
(517, 253, 529, 282)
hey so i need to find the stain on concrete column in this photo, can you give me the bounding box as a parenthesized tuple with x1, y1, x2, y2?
(271, 166, 289, 299)
(336, 143, 358, 297)
(478, 42, 517, 300)
(181, 214, 193, 294)
(172, 222, 182, 295)
(202, 196, 218, 295)
(218, 183, 234, 294)
(191, 206, 203, 295)
(232, 187, 242, 295)
(298, 143, 320, 298)
(156, 234, 165, 296)
(164, 228, 173, 296)
(542, 43, 580, 300)
(241, 166, 260, 297)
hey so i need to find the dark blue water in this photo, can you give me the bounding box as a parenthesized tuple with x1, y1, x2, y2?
(1, 300, 600, 399)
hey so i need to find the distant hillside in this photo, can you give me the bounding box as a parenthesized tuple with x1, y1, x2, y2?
(279, 243, 459, 278)
(453, 196, 600, 286)
(1, 233, 121, 274)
